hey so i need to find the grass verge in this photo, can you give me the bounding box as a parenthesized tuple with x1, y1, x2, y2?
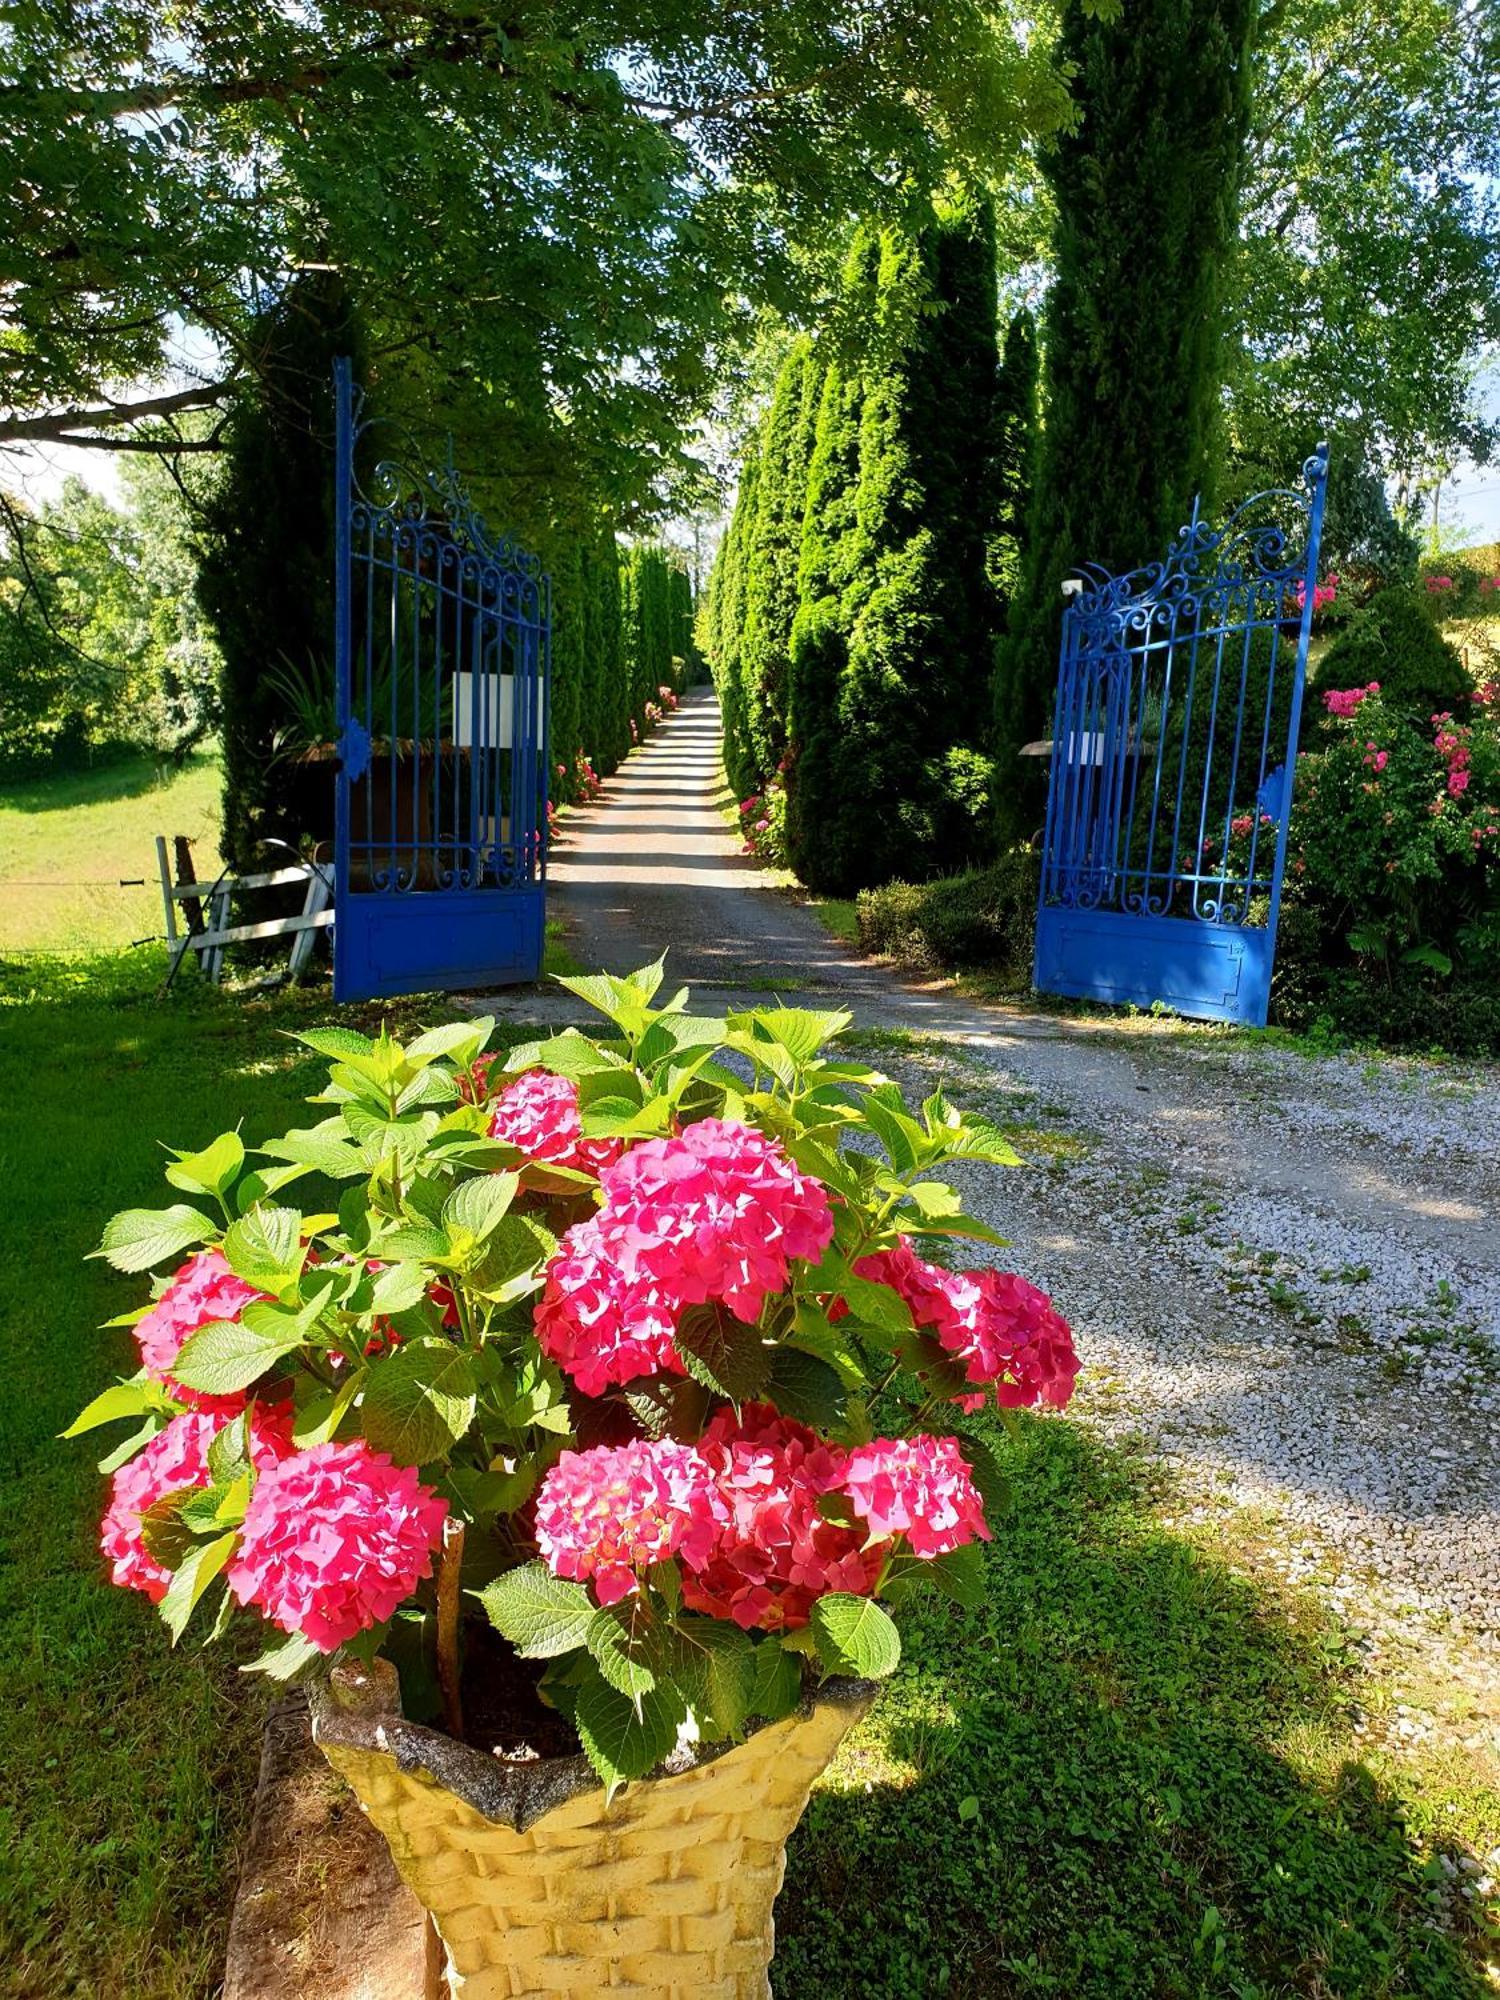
(781, 1415, 1498, 1999)
(0, 949, 516, 1997)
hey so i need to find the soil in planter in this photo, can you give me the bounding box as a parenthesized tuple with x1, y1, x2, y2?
(458, 1620, 581, 1763)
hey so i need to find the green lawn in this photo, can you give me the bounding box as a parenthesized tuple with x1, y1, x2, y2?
(0, 950, 480, 1997)
(1, 948, 1492, 1997)
(0, 750, 223, 954)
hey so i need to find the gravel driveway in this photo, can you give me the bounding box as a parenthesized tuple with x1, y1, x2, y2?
(535, 691, 1500, 1669)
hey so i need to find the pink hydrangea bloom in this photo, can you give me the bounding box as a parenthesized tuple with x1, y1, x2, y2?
(486, 1069, 624, 1175)
(843, 1435, 990, 1558)
(134, 1249, 267, 1406)
(534, 1211, 687, 1395)
(1323, 683, 1379, 720)
(100, 1404, 295, 1603)
(856, 1240, 1080, 1411)
(227, 1441, 447, 1652)
(599, 1119, 834, 1322)
(679, 1404, 880, 1632)
(535, 1440, 725, 1604)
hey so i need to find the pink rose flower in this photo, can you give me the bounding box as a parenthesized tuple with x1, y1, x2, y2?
(843, 1435, 990, 1558)
(134, 1249, 267, 1406)
(535, 1440, 725, 1604)
(227, 1441, 447, 1652)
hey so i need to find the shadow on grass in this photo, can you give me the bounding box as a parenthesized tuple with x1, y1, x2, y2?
(0, 747, 218, 817)
(778, 1421, 1487, 2000)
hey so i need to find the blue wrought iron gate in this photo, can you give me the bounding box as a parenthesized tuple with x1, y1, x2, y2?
(332, 357, 550, 1002)
(1034, 447, 1330, 1027)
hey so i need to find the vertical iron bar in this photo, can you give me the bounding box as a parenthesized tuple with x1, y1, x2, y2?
(333, 358, 353, 953)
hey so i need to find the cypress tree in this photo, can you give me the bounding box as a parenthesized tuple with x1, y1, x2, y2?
(547, 537, 585, 799)
(740, 338, 821, 781)
(709, 452, 761, 797)
(581, 523, 628, 774)
(669, 564, 698, 685)
(786, 232, 880, 879)
(988, 307, 1039, 634)
(994, 0, 1257, 840)
(787, 205, 1001, 893)
(195, 270, 363, 866)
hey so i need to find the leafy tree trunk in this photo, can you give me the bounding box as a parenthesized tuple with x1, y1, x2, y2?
(194, 271, 364, 867)
(994, 0, 1257, 842)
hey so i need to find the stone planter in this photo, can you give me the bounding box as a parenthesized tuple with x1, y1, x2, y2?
(309, 1659, 873, 1999)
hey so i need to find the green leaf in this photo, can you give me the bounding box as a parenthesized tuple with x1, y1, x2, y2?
(368, 1261, 428, 1314)
(290, 1025, 377, 1064)
(923, 1541, 987, 1609)
(728, 1006, 851, 1066)
(860, 1090, 923, 1173)
(670, 1616, 757, 1738)
(222, 1207, 304, 1290)
(809, 1594, 901, 1680)
(441, 1173, 518, 1246)
(261, 1124, 368, 1179)
(360, 1338, 476, 1463)
(674, 1302, 772, 1402)
(406, 1020, 494, 1066)
(138, 1490, 199, 1567)
(61, 1381, 152, 1438)
(956, 1432, 1012, 1522)
(747, 1640, 803, 1724)
(372, 1223, 451, 1264)
(765, 1348, 848, 1429)
(164, 1131, 245, 1198)
(161, 1531, 238, 1644)
(573, 1663, 686, 1799)
(242, 1631, 323, 1680)
(586, 1606, 659, 1698)
(291, 1366, 367, 1447)
(171, 1314, 309, 1397)
(476, 1561, 595, 1659)
(935, 1113, 1023, 1168)
(95, 1204, 215, 1273)
(98, 1419, 159, 1475)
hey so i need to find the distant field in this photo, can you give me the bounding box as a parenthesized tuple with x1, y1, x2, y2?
(0, 751, 222, 954)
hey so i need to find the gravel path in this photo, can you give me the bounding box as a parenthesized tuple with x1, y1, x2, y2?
(534, 691, 1500, 1659)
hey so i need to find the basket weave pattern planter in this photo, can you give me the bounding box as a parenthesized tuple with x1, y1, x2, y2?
(310, 1661, 872, 1999)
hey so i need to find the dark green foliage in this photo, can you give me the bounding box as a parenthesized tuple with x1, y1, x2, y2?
(547, 539, 585, 800)
(787, 205, 1001, 894)
(194, 272, 363, 866)
(581, 525, 629, 774)
(778, 1416, 1491, 1998)
(668, 566, 702, 685)
(1311, 442, 1418, 593)
(1314, 589, 1471, 717)
(621, 546, 679, 725)
(710, 454, 761, 799)
(741, 338, 822, 778)
(854, 847, 1040, 974)
(988, 307, 1039, 622)
(995, 0, 1257, 842)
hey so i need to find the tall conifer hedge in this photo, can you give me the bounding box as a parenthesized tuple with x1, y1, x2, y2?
(992, 0, 1257, 840)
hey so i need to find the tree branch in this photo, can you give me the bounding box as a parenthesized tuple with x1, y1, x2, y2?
(0, 381, 236, 447)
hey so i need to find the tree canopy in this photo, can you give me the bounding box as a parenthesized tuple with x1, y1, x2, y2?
(3, 0, 1075, 517)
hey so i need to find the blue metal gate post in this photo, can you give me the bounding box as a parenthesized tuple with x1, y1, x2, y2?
(1034, 447, 1330, 1029)
(332, 356, 354, 944)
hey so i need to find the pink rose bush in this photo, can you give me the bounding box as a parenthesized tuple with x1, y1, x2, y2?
(73, 961, 1078, 1792)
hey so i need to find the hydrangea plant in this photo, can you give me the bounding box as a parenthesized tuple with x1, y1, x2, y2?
(73, 963, 1078, 1795)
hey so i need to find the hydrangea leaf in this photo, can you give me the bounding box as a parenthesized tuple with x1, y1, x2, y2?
(164, 1131, 244, 1199)
(585, 1605, 659, 1698)
(573, 1662, 686, 1800)
(810, 1594, 901, 1680)
(161, 1531, 237, 1646)
(360, 1338, 476, 1464)
(94, 1203, 215, 1274)
(476, 1561, 595, 1658)
(675, 1303, 773, 1403)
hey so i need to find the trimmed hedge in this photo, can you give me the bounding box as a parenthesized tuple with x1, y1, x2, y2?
(856, 849, 1040, 974)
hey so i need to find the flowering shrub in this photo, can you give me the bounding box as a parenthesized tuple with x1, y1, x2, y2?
(1281, 688, 1500, 983)
(72, 965, 1076, 1793)
(738, 761, 791, 866)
